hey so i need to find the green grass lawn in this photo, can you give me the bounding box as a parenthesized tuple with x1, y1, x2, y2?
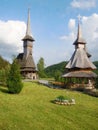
(0, 82, 98, 130)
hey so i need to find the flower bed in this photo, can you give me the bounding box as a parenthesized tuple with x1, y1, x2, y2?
(54, 96, 75, 105)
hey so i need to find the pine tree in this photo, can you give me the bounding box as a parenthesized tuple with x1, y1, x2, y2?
(37, 57, 46, 78)
(7, 59, 23, 94)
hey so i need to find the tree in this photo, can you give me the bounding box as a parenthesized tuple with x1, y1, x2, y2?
(37, 57, 46, 78)
(54, 70, 61, 81)
(0, 66, 10, 86)
(6, 59, 23, 94)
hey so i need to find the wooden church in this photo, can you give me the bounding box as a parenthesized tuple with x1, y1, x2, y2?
(17, 10, 37, 79)
(62, 20, 97, 89)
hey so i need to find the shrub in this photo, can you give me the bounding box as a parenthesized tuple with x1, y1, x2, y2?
(56, 95, 71, 101)
(7, 59, 23, 94)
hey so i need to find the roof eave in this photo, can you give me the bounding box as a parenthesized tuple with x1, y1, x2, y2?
(22, 35, 35, 41)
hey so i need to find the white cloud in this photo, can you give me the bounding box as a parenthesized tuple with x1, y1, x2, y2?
(82, 13, 98, 42)
(82, 13, 98, 61)
(60, 32, 75, 41)
(60, 18, 76, 42)
(68, 19, 76, 30)
(0, 20, 26, 61)
(60, 13, 98, 62)
(71, 0, 96, 9)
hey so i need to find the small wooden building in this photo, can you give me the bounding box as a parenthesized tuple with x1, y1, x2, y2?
(62, 22, 97, 89)
(17, 10, 37, 79)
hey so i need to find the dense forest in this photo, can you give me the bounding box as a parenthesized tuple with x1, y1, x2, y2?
(93, 61, 98, 75)
(93, 61, 98, 68)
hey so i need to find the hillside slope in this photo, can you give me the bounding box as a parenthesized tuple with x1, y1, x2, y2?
(0, 55, 9, 69)
(45, 61, 98, 77)
(45, 61, 67, 77)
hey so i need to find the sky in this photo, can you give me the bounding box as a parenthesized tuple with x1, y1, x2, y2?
(0, 0, 98, 67)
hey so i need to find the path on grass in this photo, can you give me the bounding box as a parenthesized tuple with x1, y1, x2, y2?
(38, 80, 61, 89)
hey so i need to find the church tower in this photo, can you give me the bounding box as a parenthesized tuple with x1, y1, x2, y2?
(65, 21, 96, 70)
(22, 9, 35, 59)
(17, 9, 37, 79)
(62, 19, 97, 89)
(74, 22, 86, 49)
(73, 21, 91, 57)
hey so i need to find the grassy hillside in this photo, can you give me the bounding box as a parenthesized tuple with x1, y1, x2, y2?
(93, 61, 98, 68)
(45, 61, 67, 77)
(45, 61, 98, 77)
(0, 82, 98, 130)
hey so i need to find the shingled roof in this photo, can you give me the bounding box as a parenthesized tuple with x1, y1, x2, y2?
(22, 54, 35, 68)
(66, 48, 96, 70)
(22, 35, 35, 41)
(17, 53, 36, 70)
(62, 70, 97, 78)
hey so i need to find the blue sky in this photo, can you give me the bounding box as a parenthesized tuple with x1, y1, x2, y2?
(0, 0, 98, 66)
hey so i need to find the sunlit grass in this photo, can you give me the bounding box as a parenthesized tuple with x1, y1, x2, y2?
(0, 82, 98, 130)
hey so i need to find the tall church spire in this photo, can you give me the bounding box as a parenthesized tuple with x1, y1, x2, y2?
(22, 9, 35, 41)
(77, 15, 82, 39)
(73, 17, 86, 46)
(77, 22, 82, 40)
(26, 8, 31, 36)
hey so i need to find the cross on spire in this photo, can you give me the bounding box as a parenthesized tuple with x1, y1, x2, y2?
(77, 14, 82, 24)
